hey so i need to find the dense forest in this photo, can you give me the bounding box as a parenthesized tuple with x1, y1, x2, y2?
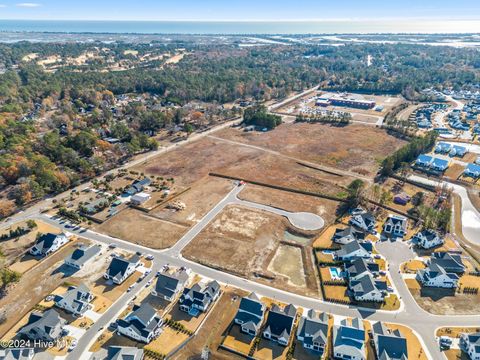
(0, 40, 479, 217)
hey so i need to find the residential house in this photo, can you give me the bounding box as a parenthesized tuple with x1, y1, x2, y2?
(297, 310, 329, 354)
(431, 158, 449, 172)
(54, 283, 94, 317)
(152, 269, 189, 301)
(335, 240, 372, 261)
(333, 318, 366, 360)
(345, 258, 380, 283)
(411, 229, 444, 249)
(349, 212, 376, 234)
(104, 255, 140, 284)
(106, 346, 144, 360)
(350, 275, 387, 302)
(29, 233, 69, 257)
(179, 280, 220, 314)
(464, 163, 480, 179)
(18, 309, 66, 342)
(125, 178, 151, 195)
(460, 332, 480, 360)
(117, 303, 163, 344)
(0, 348, 34, 360)
(430, 252, 465, 273)
(415, 154, 433, 168)
(263, 304, 297, 346)
(450, 145, 467, 158)
(234, 293, 266, 336)
(416, 262, 460, 288)
(64, 244, 101, 270)
(435, 142, 453, 154)
(372, 322, 408, 360)
(383, 215, 408, 239)
(333, 227, 365, 245)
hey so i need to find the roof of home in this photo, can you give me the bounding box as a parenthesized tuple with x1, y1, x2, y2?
(297, 310, 329, 347)
(416, 154, 433, 165)
(372, 322, 408, 360)
(55, 283, 91, 313)
(19, 309, 65, 338)
(237, 293, 264, 318)
(107, 255, 139, 282)
(264, 304, 296, 338)
(336, 240, 372, 257)
(430, 252, 465, 272)
(155, 270, 189, 299)
(117, 303, 161, 339)
(333, 319, 365, 359)
(33, 233, 65, 253)
(432, 157, 449, 169)
(346, 258, 379, 278)
(413, 229, 438, 241)
(0, 348, 34, 360)
(107, 346, 144, 360)
(350, 275, 387, 297)
(65, 245, 101, 267)
(181, 280, 220, 309)
(333, 227, 365, 241)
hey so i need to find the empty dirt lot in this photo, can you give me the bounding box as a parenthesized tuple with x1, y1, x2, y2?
(215, 123, 407, 177)
(183, 205, 320, 296)
(96, 208, 188, 249)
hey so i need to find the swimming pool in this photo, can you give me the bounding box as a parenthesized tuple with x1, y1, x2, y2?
(329, 267, 343, 280)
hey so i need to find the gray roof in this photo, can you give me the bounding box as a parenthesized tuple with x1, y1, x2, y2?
(155, 270, 188, 299)
(55, 284, 92, 314)
(65, 245, 101, 267)
(297, 310, 328, 346)
(372, 322, 408, 360)
(107, 346, 144, 360)
(350, 275, 387, 297)
(117, 303, 161, 340)
(107, 255, 139, 281)
(19, 309, 66, 341)
(0, 348, 34, 360)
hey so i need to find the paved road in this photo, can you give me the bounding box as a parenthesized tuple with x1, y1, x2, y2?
(35, 207, 480, 360)
(233, 198, 325, 231)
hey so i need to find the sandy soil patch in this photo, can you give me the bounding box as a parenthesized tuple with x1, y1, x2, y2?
(96, 208, 187, 249)
(183, 205, 285, 276)
(268, 245, 306, 287)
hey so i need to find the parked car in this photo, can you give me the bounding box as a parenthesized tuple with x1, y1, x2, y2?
(127, 285, 134, 292)
(145, 254, 154, 260)
(68, 340, 78, 351)
(108, 243, 117, 249)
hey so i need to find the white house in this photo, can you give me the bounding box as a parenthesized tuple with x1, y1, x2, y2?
(383, 215, 408, 239)
(460, 332, 480, 360)
(411, 229, 444, 249)
(350, 275, 387, 302)
(335, 240, 372, 261)
(117, 303, 163, 343)
(104, 255, 140, 284)
(416, 263, 459, 289)
(30, 233, 69, 256)
(234, 293, 266, 336)
(263, 304, 297, 346)
(333, 318, 366, 360)
(54, 284, 94, 316)
(64, 244, 101, 270)
(297, 310, 329, 353)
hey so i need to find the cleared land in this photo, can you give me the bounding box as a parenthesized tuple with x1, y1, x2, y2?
(96, 208, 187, 249)
(183, 205, 319, 296)
(215, 123, 407, 177)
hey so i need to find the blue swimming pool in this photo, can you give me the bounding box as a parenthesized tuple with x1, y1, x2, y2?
(329, 267, 343, 280)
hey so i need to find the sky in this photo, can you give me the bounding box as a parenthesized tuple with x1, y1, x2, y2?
(0, 0, 480, 21)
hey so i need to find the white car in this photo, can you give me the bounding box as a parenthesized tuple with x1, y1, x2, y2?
(145, 254, 154, 260)
(68, 340, 78, 351)
(127, 285, 134, 292)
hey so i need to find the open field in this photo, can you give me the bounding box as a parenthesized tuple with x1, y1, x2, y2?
(151, 177, 234, 226)
(238, 184, 340, 226)
(268, 244, 306, 287)
(379, 177, 436, 213)
(405, 278, 480, 315)
(215, 123, 407, 177)
(95, 208, 187, 249)
(172, 287, 248, 360)
(183, 205, 285, 276)
(183, 205, 319, 296)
